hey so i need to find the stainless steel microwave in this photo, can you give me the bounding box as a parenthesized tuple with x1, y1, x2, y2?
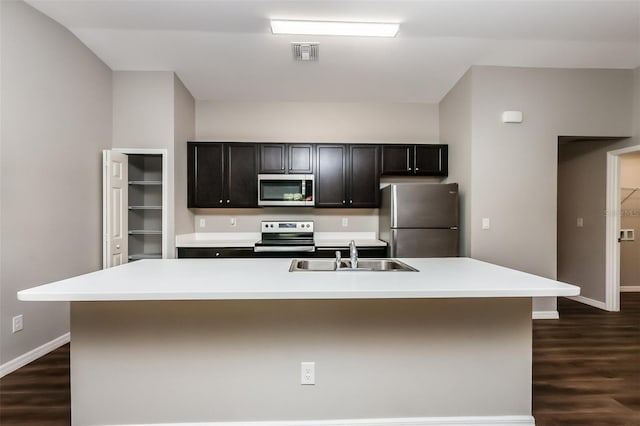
(258, 174, 315, 206)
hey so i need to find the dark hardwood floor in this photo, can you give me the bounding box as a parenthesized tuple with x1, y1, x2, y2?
(533, 293, 640, 426)
(0, 343, 70, 425)
(1, 294, 638, 426)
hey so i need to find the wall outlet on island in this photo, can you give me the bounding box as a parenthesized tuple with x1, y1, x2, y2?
(12, 314, 23, 333)
(341, 217, 348, 227)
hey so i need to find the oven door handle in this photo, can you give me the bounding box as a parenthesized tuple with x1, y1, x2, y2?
(253, 246, 316, 253)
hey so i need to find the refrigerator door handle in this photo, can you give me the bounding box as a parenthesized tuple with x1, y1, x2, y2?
(390, 229, 398, 257)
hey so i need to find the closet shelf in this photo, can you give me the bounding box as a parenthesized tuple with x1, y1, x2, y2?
(128, 230, 162, 235)
(128, 180, 162, 186)
(128, 206, 162, 210)
(128, 254, 162, 261)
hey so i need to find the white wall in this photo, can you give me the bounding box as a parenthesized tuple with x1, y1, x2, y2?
(193, 101, 440, 234)
(0, 0, 112, 365)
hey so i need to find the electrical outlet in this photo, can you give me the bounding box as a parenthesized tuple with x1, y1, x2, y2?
(199, 218, 206, 228)
(301, 361, 315, 385)
(577, 217, 584, 228)
(230, 217, 237, 227)
(341, 217, 348, 227)
(12, 315, 23, 333)
(482, 218, 491, 230)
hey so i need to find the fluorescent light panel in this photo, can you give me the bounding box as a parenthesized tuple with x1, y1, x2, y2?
(271, 20, 399, 37)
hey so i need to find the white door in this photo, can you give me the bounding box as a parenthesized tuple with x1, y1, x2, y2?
(103, 150, 128, 268)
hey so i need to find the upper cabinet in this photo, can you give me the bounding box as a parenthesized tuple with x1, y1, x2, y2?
(381, 144, 448, 177)
(187, 142, 257, 208)
(188, 142, 447, 209)
(315, 144, 380, 208)
(259, 143, 314, 174)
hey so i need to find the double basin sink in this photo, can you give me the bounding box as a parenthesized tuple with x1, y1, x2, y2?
(289, 258, 418, 272)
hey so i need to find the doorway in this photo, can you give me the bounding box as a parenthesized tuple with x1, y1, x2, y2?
(606, 145, 640, 311)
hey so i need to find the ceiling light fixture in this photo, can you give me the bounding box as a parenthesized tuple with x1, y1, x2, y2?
(270, 20, 399, 37)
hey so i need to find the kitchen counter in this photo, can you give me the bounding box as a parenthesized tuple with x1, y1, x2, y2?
(18, 257, 577, 302)
(18, 258, 579, 426)
(175, 231, 387, 248)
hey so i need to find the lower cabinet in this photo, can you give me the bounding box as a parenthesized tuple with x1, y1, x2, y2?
(177, 246, 388, 259)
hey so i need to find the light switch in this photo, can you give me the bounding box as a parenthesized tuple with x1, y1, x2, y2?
(482, 218, 490, 230)
(577, 217, 584, 228)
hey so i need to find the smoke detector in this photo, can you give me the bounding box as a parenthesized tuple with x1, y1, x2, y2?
(292, 43, 318, 61)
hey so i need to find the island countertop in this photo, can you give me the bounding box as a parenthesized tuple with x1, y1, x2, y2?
(18, 257, 579, 302)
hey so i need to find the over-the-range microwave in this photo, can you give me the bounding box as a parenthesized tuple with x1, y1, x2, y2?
(258, 174, 315, 206)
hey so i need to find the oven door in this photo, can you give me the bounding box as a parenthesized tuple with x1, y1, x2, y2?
(258, 174, 314, 206)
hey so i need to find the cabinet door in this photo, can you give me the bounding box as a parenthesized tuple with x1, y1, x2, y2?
(348, 145, 380, 208)
(381, 145, 414, 175)
(288, 144, 314, 174)
(188, 143, 224, 207)
(259, 144, 286, 174)
(415, 144, 448, 176)
(226, 143, 258, 207)
(315, 144, 347, 207)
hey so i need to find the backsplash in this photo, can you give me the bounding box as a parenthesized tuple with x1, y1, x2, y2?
(193, 208, 378, 234)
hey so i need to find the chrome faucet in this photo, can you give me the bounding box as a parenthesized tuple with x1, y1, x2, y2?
(335, 250, 342, 270)
(349, 240, 358, 269)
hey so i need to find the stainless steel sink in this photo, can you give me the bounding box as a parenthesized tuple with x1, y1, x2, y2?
(289, 258, 418, 272)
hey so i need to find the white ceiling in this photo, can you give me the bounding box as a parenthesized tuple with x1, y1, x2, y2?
(26, 0, 640, 103)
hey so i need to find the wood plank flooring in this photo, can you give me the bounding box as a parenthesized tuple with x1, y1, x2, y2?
(0, 294, 638, 426)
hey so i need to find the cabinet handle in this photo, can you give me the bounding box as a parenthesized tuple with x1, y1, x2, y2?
(342, 200, 346, 204)
(415, 167, 420, 171)
(350, 200, 353, 204)
(226, 199, 230, 203)
(219, 199, 223, 204)
(115, 244, 120, 249)
(215, 252, 221, 257)
(408, 167, 412, 171)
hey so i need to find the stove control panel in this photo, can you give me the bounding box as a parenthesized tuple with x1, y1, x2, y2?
(261, 221, 314, 233)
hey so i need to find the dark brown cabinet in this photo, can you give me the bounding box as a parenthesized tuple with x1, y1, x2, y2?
(259, 143, 313, 174)
(187, 142, 257, 208)
(315, 145, 346, 207)
(315, 144, 380, 208)
(381, 144, 448, 176)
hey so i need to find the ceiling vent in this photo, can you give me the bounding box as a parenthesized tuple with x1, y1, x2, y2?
(292, 43, 318, 61)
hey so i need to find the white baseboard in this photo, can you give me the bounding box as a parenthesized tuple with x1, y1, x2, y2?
(0, 332, 70, 378)
(566, 295, 607, 310)
(532, 310, 559, 320)
(117, 416, 536, 426)
(621, 285, 640, 292)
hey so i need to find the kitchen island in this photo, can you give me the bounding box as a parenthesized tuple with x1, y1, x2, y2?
(18, 258, 579, 426)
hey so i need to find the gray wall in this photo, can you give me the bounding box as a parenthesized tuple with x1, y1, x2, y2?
(113, 71, 196, 258)
(173, 75, 196, 237)
(557, 139, 633, 302)
(0, 0, 112, 364)
(620, 153, 640, 287)
(439, 66, 634, 312)
(439, 70, 473, 256)
(193, 101, 440, 234)
(71, 298, 532, 424)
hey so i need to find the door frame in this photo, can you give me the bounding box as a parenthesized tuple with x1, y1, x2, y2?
(605, 144, 640, 311)
(108, 148, 169, 264)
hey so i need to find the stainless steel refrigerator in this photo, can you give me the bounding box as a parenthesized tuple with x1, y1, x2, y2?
(379, 183, 459, 257)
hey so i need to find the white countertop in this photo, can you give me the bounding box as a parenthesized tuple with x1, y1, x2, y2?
(18, 258, 579, 302)
(176, 232, 387, 248)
